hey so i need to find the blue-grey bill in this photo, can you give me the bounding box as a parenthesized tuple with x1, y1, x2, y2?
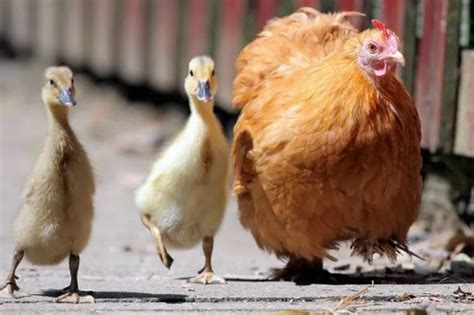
(58, 89, 76, 106)
(197, 81, 213, 102)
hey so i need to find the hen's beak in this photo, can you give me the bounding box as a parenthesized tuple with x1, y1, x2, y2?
(196, 80, 213, 102)
(58, 89, 76, 107)
(387, 51, 405, 66)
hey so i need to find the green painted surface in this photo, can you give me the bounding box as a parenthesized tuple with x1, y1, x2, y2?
(441, 0, 461, 153)
(402, 0, 417, 95)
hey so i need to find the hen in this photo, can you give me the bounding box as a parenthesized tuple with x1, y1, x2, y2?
(232, 8, 422, 283)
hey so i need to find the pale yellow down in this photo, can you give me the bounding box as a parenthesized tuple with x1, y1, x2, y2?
(135, 56, 228, 249)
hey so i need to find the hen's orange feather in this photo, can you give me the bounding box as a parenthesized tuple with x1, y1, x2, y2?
(231, 9, 422, 263)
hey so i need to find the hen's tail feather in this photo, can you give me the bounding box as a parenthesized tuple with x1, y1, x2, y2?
(350, 239, 424, 264)
(333, 11, 366, 24)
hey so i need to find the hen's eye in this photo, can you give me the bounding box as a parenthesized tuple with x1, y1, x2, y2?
(49, 79, 56, 87)
(367, 43, 377, 53)
(189, 70, 194, 77)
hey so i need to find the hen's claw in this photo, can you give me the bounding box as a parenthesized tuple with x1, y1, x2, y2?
(188, 271, 226, 285)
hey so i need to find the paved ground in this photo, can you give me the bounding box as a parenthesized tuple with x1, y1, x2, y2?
(1, 59, 473, 314)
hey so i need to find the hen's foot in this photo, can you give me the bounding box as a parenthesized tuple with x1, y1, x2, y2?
(188, 271, 226, 285)
(271, 257, 347, 285)
(55, 291, 95, 304)
(0, 276, 20, 298)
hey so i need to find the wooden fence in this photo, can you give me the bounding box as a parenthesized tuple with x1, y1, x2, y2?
(0, 0, 472, 157)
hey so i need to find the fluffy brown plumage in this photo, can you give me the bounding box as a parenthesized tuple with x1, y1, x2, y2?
(231, 8, 422, 282)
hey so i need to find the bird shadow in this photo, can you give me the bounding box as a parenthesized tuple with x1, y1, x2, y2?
(283, 269, 474, 286)
(41, 289, 188, 303)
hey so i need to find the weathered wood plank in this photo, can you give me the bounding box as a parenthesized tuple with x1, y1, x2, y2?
(297, 0, 320, 9)
(174, 0, 188, 89)
(378, 0, 417, 93)
(176, 0, 211, 93)
(215, 0, 246, 110)
(320, 0, 335, 12)
(180, 0, 212, 90)
(118, 0, 148, 83)
(0, 0, 6, 39)
(148, 0, 179, 91)
(277, 0, 296, 16)
(440, 0, 461, 153)
(257, 0, 278, 31)
(34, 0, 60, 61)
(415, 0, 448, 152)
(454, 50, 474, 158)
(88, 0, 118, 77)
(6, 0, 33, 53)
(61, 0, 88, 67)
(401, 0, 417, 94)
(379, 0, 404, 37)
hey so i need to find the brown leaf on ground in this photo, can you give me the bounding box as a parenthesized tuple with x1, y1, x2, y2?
(453, 286, 473, 300)
(393, 293, 416, 302)
(336, 286, 371, 309)
(445, 232, 474, 257)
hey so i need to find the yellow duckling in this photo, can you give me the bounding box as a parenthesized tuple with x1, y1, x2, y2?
(135, 56, 228, 284)
(0, 66, 95, 303)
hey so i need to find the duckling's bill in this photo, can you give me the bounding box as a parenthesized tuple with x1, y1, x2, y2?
(197, 80, 213, 102)
(58, 88, 76, 107)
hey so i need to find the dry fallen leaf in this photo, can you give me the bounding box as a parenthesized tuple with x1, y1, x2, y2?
(394, 293, 416, 302)
(337, 286, 371, 309)
(147, 272, 155, 280)
(453, 286, 472, 299)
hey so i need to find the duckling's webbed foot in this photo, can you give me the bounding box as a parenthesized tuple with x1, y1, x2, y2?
(141, 214, 174, 269)
(55, 254, 94, 304)
(188, 237, 226, 285)
(189, 271, 226, 284)
(159, 251, 174, 270)
(0, 249, 24, 298)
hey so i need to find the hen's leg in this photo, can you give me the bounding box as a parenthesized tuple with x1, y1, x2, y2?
(0, 249, 24, 298)
(189, 237, 226, 284)
(271, 256, 344, 284)
(55, 254, 94, 303)
(141, 214, 173, 269)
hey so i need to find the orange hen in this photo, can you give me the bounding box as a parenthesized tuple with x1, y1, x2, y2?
(231, 8, 422, 283)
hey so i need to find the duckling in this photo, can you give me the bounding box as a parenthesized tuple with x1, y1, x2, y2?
(0, 66, 95, 303)
(135, 56, 228, 284)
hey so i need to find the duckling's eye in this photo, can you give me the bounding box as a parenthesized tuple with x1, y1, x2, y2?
(49, 79, 56, 87)
(189, 70, 194, 77)
(212, 69, 215, 76)
(367, 43, 378, 53)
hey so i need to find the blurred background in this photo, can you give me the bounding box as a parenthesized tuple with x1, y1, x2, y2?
(0, 0, 473, 288)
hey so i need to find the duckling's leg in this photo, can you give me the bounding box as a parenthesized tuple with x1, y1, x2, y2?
(0, 249, 24, 298)
(188, 237, 226, 285)
(141, 214, 173, 269)
(55, 254, 94, 303)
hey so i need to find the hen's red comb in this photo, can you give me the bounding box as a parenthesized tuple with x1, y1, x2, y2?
(371, 19, 389, 39)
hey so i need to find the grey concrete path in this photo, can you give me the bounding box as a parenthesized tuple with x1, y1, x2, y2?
(1, 60, 473, 314)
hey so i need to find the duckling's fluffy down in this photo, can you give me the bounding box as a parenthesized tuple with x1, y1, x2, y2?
(135, 114, 228, 249)
(14, 135, 94, 265)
